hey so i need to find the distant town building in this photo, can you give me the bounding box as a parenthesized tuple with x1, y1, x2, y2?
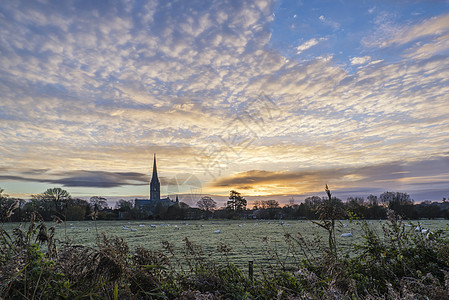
(134, 154, 178, 217)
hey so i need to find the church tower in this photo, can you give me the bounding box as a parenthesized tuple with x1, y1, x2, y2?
(150, 154, 160, 201)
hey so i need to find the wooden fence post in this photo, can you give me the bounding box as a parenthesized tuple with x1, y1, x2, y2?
(248, 260, 254, 281)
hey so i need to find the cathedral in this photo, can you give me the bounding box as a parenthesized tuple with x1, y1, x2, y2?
(134, 154, 178, 215)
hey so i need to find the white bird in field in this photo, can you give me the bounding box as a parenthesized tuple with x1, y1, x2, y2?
(122, 226, 129, 230)
(150, 224, 156, 228)
(174, 225, 179, 230)
(238, 224, 242, 227)
(341, 231, 353, 237)
(214, 230, 221, 234)
(130, 228, 137, 232)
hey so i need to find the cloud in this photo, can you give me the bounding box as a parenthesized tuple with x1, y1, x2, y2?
(0, 1, 448, 200)
(404, 33, 449, 59)
(363, 12, 449, 59)
(318, 15, 340, 30)
(381, 13, 449, 47)
(296, 37, 327, 54)
(350, 56, 371, 65)
(0, 170, 149, 188)
(209, 157, 449, 199)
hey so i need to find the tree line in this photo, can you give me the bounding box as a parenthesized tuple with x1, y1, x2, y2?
(1, 187, 448, 222)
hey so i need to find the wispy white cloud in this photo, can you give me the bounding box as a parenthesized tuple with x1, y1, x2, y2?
(404, 33, 449, 59)
(296, 37, 327, 55)
(380, 13, 449, 48)
(350, 56, 371, 65)
(318, 15, 340, 30)
(363, 12, 449, 60)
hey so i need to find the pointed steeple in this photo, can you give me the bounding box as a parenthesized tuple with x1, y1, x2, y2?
(150, 153, 160, 201)
(151, 153, 159, 183)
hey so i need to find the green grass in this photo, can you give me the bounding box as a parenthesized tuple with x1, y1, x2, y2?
(3, 219, 449, 268)
(1, 216, 449, 299)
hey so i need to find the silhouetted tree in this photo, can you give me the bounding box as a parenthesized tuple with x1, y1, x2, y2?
(166, 202, 190, 220)
(381, 192, 415, 218)
(115, 199, 134, 219)
(416, 201, 444, 219)
(227, 190, 247, 211)
(346, 196, 367, 218)
(90, 196, 108, 211)
(28, 188, 71, 220)
(66, 205, 86, 221)
(197, 196, 217, 219)
(197, 196, 217, 211)
(41, 188, 71, 214)
(367, 194, 378, 207)
(115, 199, 133, 210)
(302, 195, 321, 218)
(266, 200, 279, 209)
(67, 198, 90, 220)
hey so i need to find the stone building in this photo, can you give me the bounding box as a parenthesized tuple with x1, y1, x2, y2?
(134, 154, 177, 216)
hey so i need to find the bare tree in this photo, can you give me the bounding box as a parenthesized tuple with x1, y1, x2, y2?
(288, 198, 295, 206)
(367, 194, 378, 207)
(39, 188, 71, 213)
(266, 200, 279, 209)
(90, 196, 108, 211)
(197, 196, 217, 211)
(253, 200, 262, 209)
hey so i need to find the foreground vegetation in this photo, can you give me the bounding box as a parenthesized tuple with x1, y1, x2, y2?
(1, 197, 449, 299)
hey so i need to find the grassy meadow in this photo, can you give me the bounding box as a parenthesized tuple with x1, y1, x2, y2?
(3, 218, 449, 269)
(2, 215, 449, 298)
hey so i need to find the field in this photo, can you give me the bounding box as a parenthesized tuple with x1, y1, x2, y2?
(3, 219, 449, 271)
(2, 218, 449, 298)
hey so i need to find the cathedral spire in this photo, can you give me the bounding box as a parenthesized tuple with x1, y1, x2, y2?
(151, 153, 159, 182)
(150, 153, 160, 201)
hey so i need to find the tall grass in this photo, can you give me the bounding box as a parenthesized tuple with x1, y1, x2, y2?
(1, 210, 449, 299)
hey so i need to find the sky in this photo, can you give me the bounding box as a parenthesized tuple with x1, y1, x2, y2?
(1, 0, 449, 207)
